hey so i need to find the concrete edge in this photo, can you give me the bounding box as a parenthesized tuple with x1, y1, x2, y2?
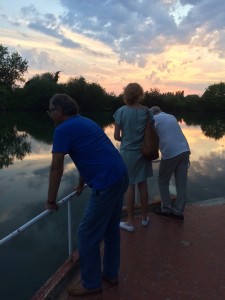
(31, 251, 79, 300)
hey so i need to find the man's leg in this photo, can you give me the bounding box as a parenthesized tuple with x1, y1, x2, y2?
(78, 174, 128, 289)
(174, 152, 190, 216)
(77, 192, 105, 289)
(158, 158, 176, 213)
(103, 174, 129, 280)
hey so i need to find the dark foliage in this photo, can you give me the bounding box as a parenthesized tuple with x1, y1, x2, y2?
(1, 44, 225, 112)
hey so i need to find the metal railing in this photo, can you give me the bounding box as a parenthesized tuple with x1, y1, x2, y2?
(0, 160, 161, 254)
(0, 185, 87, 259)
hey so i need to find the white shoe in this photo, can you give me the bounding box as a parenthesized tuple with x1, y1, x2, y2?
(141, 216, 150, 227)
(120, 222, 135, 232)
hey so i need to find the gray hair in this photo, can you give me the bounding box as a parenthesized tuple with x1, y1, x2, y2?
(50, 93, 79, 115)
(149, 106, 161, 115)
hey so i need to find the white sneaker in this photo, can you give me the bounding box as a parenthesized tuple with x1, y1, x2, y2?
(119, 222, 135, 232)
(141, 216, 150, 227)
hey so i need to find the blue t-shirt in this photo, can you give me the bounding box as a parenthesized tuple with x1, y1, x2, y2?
(52, 115, 127, 190)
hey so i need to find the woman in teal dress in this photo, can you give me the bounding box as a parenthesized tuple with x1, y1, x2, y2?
(113, 83, 153, 232)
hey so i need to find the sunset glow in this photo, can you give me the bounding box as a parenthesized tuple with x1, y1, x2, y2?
(1, 0, 225, 96)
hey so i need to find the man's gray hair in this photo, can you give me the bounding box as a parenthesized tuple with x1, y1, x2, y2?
(50, 93, 79, 115)
(149, 106, 161, 115)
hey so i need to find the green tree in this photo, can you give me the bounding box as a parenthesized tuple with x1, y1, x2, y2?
(143, 88, 163, 107)
(85, 82, 108, 111)
(0, 86, 11, 110)
(202, 82, 225, 111)
(113, 93, 124, 111)
(22, 72, 61, 111)
(162, 92, 177, 112)
(185, 94, 201, 112)
(0, 44, 28, 89)
(64, 76, 87, 110)
(25, 71, 61, 85)
(64, 76, 115, 111)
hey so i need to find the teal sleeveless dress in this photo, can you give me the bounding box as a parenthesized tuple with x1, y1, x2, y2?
(113, 105, 153, 185)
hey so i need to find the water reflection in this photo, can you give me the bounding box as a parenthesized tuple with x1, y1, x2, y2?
(182, 113, 225, 140)
(0, 129, 31, 168)
(187, 149, 225, 202)
(0, 111, 54, 169)
(1, 112, 225, 170)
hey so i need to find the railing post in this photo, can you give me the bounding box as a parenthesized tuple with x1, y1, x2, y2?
(67, 199, 73, 261)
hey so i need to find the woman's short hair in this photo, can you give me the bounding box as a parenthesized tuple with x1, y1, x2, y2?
(123, 83, 144, 105)
(50, 93, 79, 115)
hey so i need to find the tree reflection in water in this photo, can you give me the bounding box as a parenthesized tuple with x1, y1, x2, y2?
(1, 111, 225, 170)
(0, 128, 31, 168)
(201, 119, 225, 140)
(0, 111, 115, 170)
(182, 112, 225, 140)
(0, 111, 54, 169)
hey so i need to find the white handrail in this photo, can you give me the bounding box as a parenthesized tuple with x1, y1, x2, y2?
(0, 185, 87, 251)
(0, 160, 161, 249)
(0, 159, 161, 249)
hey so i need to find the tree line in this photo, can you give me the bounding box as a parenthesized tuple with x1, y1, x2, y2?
(1, 44, 225, 113)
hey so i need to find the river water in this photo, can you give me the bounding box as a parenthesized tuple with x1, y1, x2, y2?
(0, 111, 225, 299)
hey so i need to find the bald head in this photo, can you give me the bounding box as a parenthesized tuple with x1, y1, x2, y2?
(149, 106, 162, 115)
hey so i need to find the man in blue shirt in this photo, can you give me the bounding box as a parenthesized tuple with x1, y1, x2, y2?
(46, 93, 128, 296)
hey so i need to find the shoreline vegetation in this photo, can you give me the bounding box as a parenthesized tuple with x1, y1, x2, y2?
(1, 44, 225, 113)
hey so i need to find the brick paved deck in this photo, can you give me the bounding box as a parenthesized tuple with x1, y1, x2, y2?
(33, 199, 225, 300)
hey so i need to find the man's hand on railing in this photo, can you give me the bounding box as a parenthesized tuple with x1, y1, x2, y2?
(75, 175, 85, 196)
(74, 183, 85, 196)
(45, 201, 59, 211)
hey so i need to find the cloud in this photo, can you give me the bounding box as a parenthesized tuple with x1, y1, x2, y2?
(21, 5, 82, 49)
(7, 0, 223, 69)
(158, 60, 172, 72)
(0, 14, 21, 26)
(58, 0, 225, 66)
(146, 71, 161, 84)
(179, 0, 225, 42)
(20, 48, 57, 71)
(59, 0, 179, 67)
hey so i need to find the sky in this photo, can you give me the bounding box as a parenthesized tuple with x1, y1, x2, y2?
(0, 0, 225, 96)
